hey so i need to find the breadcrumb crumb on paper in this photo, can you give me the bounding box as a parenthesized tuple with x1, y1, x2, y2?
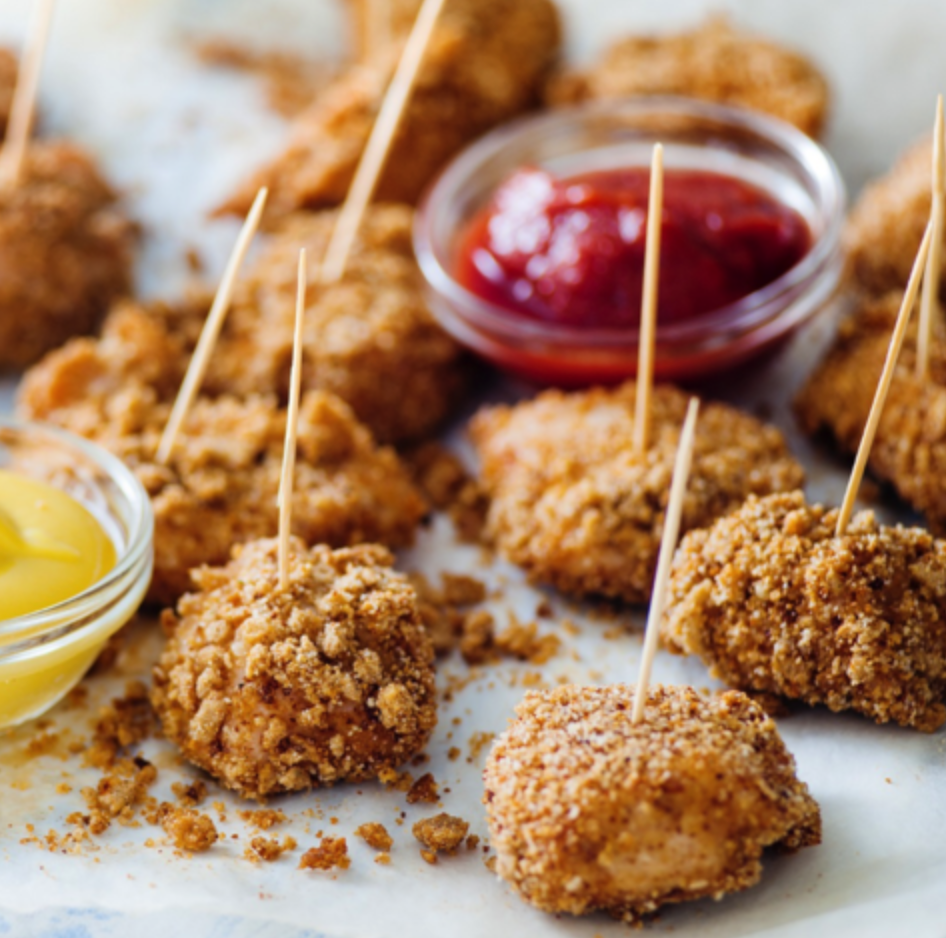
(484, 684, 819, 923)
(299, 837, 350, 872)
(413, 814, 469, 854)
(662, 492, 946, 731)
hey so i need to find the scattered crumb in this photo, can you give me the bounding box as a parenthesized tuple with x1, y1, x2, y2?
(378, 768, 414, 793)
(466, 834, 480, 851)
(238, 809, 287, 830)
(245, 835, 297, 862)
(171, 780, 208, 808)
(406, 773, 439, 805)
(467, 732, 496, 764)
(420, 849, 438, 865)
(447, 747, 461, 762)
(299, 837, 350, 871)
(412, 813, 469, 855)
(161, 807, 218, 853)
(375, 852, 391, 865)
(495, 614, 561, 664)
(355, 822, 393, 852)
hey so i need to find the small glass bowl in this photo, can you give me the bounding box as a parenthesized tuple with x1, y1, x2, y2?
(0, 420, 153, 729)
(415, 96, 846, 385)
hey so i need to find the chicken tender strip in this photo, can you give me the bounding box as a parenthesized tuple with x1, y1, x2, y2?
(217, 0, 561, 222)
(547, 17, 829, 139)
(662, 491, 946, 731)
(471, 383, 804, 604)
(153, 539, 437, 800)
(484, 684, 820, 923)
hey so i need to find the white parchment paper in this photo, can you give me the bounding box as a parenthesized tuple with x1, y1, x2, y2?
(2, 2, 946, 936)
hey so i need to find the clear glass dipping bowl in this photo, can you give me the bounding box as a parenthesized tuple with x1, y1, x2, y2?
(415, 96, 846, 385)
(0, 420, 153, 729)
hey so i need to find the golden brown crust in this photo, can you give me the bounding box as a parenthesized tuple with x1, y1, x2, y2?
(217, 0, 561, 221)
(209, 205, 470, 444)
(152, 539, 437, 801)
(0, 141, 135, 368)
(484, 684, 820, 923)
(0, 47, 17, 138)
(546, 17, 828, 139)
(471, 383, 804, 604)
(795, 291, 946, 534)
(845, 136, 943, 300)
(662, 491, 946, 731)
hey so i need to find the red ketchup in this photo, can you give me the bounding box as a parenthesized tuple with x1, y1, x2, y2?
(455, 166, 811, 332)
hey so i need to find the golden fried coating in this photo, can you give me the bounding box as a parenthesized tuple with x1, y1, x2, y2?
(484, 684, 820, 923)
(795, 291, 946, 534)
(845, 136, 944, 300)
(152, 539, 437, 801)
(207, 205, 470, 444)
(662, 491, 946, 732)
(345, 0, 422, 62)
(547, 17, 829, 139)
(471, 383, 804, 604)
(20, 338, 426, 605)
(0, 47, 17, 138)
(217, 0, 561, 221)
(0, 141, 135, 368)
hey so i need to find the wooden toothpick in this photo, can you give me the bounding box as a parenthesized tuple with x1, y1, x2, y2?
(156, 186, 268, 464)
(633, 143, 665, 456)
(917, 94, 945, 379)
(277, 249, 308, 591)
(320, 0, 448, 284)
(631, 397, 699, 724)
(0, 0, 55, 188)
(835, 221, 934, 537)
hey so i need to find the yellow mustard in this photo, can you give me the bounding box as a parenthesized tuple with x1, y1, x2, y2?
(0, 469, 116, 621)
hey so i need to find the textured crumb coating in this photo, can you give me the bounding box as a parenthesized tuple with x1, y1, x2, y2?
(152, 539, 437, 801)
(546, 17, 828, 138)
(0, 47, 16, 137)
(471, 383, 804, 604)
(217, 0, 561, 221)
(345, 0, 423, 61)
(207, 205, 470, 444)
(484, 684, 820, 923)
(662, 491, 946, 731)
(20, 344, 426, 605)
(845, 136, 945, 300)
(0, 141, 135, 368)
(795, 291, 946, 535)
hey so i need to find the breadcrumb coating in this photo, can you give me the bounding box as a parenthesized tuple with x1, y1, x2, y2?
(152, 539, 437, 800)
(547, 17, 828, 139)
(795, 291, 946, 534)
(662, 492, 946, 731)
(471, 383, 804, 604)
(484, 684, 820, 923)
(0, 47, 16, 137)
(0, 141, 135, 368)
(845, 136, 945, 300)
(208, 205, 470, 444)
(20, 338, 426, 604)
(217, 0, 561, 221)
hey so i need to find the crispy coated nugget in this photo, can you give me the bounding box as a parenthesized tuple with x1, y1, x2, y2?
(217, 0, 561, 221)
(0, 47, 16, 137)
(153, 539, 437, 801)
(547, 17, 829, 139)
(20, 340, 426, 605)
(471, 383, 804, 604)
(206, 205, 470, 444)
(662, 491, 946, 732)
(845, 136, 944, 300)
(0, 141, 134, 369)
(795, 291, 946, 534)
(484, 684, 820, 923)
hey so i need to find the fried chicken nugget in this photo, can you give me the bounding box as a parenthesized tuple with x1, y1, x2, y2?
(0, 141, 135, 368)
(471, 383, 804, 604)
(547, 17, 829, 139)
(795, 291, 946, 534)
(0, 47, 17, 137)
(206, 204, 470, 444)
(217, 0, 561, 222)
(153, 538, 437, 800)
(661, 491, 946, 732)
(845, 136, 944, 300)
(484, 684, 820, 923)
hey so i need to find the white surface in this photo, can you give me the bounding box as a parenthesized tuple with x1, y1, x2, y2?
(1, 2, 946, 937)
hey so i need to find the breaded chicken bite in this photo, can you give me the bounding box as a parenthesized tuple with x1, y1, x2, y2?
(217, 0, 561, 222)
(0, 142, 135, 368)
(547, 17, 829, 139)
(795, 291, 946, 534)
(484, 684, 820, 923)
(845, 136, 945, 300)
(662, 491, 946, 732)
(471, 383, 804, 604)
(153, 539, 437, 800)
(0, 48, 17, 138)
(207, 204, 470, 444)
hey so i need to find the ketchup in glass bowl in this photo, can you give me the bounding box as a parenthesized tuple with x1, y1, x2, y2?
(414, 98, 845, 385)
